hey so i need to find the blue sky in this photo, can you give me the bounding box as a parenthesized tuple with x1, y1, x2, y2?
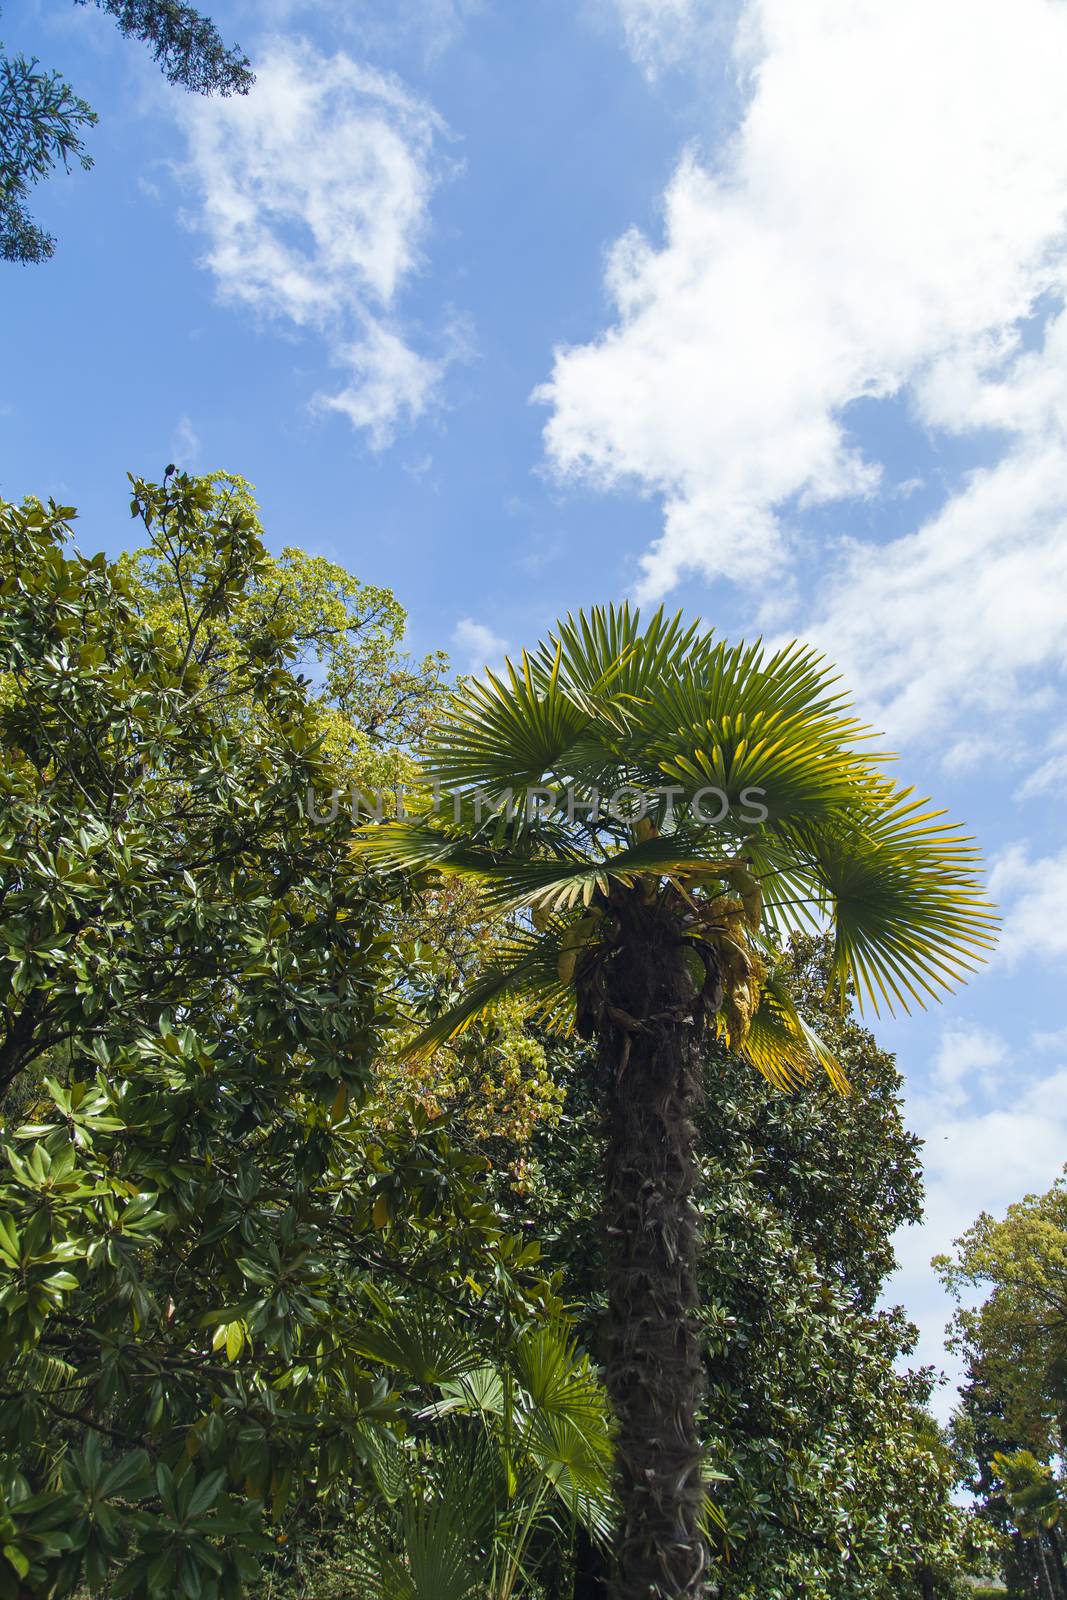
(4, 0, 1067, 1416)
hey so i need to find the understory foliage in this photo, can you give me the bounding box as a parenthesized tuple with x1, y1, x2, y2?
(261, 1309, 613, 1600)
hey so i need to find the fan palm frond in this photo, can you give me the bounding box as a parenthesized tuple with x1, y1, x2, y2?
(368, 1320, 613, 1597)
(739, 969, 850, 1094)
(357, 821, 752, 915)
(353, 1487, 490, 1600)
(397, 921, 574, 1062)
(351, 1287, 482, 1387)
(508, 1322, 614, 1534)
(789, 786, 999, 1014)
(427, 641, 595, 794)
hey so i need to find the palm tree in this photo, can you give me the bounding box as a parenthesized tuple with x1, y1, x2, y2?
(357, 605, 995, 1600)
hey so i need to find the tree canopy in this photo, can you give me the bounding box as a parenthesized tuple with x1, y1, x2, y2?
(941, 1169, 1067, 1597)
(0, 475, 569, 1597)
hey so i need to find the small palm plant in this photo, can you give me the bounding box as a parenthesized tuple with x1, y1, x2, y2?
(357, 605, 995, 1600)
(349, 1303, 613, 1600)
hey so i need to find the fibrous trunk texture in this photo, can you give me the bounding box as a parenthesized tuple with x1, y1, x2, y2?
(597, 898, 708, 1600)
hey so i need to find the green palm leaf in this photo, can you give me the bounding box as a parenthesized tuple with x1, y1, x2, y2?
(396, 922, 573, 1062)
(350, 1288, 482, 1386)
(788, 787, 999, 1013)
(357, 820, 755, 916)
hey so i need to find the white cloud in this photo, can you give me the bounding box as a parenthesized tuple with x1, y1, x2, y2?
(452, 617, 508, 674)
(245, 0, 483, 63)
(989, 843, 1067, 967)
(608, 0, 736, 78)
(886, 1024, 1067, 1420)
(176, 40, 457, 446)
(539, 0, 1067, 605)
(316, 324, 444, 451)
(1017, 720, 1067, 799)
(799, 421, 1067, 744)
(927, 1022, 1007, 1111)
(170, 414, 201, 465)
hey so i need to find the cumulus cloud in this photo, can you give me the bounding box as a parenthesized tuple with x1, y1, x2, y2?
(176, 40, 456, 446)
(801, 417, 1067, 744)
(452, 617, 509, 674)
(539, 0, 1067, 604)
(888, 1027, 1067, 1417)
(989, 844, 1067, 967)
(316, 325, 446, 451)
(927, 1022, 1007, 1111)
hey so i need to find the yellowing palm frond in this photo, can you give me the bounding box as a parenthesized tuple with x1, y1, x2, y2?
(738, 971, 850, 1095)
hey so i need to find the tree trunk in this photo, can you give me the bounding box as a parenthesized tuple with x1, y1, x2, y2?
(595, 895, 708, 1600)
(1037, 1533, 1058, 1600)
(1048, 1526, 1067, 1600)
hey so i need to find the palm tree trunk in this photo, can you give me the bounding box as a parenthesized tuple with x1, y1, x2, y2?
(596, 898, 708, 1600)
